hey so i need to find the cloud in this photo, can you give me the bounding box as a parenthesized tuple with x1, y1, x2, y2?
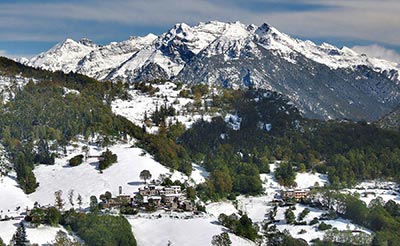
(0, 0, 399, 52)
(259, 0, 400, 46)
(352, 44, 400, 64)
(0, 49, 33, 60)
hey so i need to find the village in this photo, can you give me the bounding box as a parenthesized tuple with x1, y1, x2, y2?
(0, 180, 313, 223)
(99, 183, 196, 213)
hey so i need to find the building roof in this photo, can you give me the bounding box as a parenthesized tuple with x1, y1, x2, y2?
(149, 196, 162, 200)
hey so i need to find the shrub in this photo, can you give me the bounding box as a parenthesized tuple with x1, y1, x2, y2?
(120, 207, 138, 215)
(309, 217, 319, 225)
(285, 208, 296, 225)
(318, 222, 333, 231)
(298, 208, 310, 221)
(299, 229, 307, 234)
(98, 149, 117, 170)
(69, 154, 84, 166)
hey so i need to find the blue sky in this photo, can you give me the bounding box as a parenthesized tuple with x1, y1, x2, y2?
(0, 0, 399, 61)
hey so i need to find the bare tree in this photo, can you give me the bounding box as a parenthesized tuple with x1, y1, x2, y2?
(68, 189, 75, 207)
(82, 145, 89, 160)
(77, 194, 83, 209)
(54, 190, 64, 211)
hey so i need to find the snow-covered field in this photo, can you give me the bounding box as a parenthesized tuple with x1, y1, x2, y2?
(190, 163, 209, 184)
(29, 142, 187, 209)
(111, 82, 216, 133)
(112, 83, 184, 127)
(0, 174, 33, 217)
(296, 172, 329, 189)
(0, 220, 72, 245)
(346, 180, 400, 206)
(206, 202, 238, 218)
(127, 212, 255, 246)
(274, 204, 372, 243)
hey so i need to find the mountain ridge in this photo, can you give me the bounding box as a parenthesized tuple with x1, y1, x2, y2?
(20, 20, 400, 121)
(23, 21, 400, 83)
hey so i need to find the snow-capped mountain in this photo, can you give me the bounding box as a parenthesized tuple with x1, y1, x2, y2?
(26, 38, 99, 73)
(24, 21, 400, 84)
(22, 21, 400, 121)
(76, 34, 157, 80)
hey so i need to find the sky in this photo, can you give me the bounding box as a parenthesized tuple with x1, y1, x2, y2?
(0, 0, 399, 62)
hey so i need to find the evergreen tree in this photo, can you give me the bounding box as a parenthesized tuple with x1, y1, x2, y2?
(61, 211, 136, 246)
(77, 194, 83, 209)
(274, 162, 296, 187)
(46, 207, 61, 226)
(10, 222, 29, 246)
(98, 149, 117, 170)
(52, 230, 80, 246)
(284, 208, 296, 224)
(211, 232, 232, 246)
(210, 168, 233, 196)
(89, 195, 98, 213)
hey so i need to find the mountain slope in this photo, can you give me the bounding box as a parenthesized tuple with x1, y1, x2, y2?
(22, 21, 400, 121)
(178, 35, 399, 120)
(77, 34, 157, 80)
(25, 38, 98, 73)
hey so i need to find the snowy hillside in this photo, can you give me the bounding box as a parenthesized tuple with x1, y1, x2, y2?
(111, 82, 215, 133)
(27, 141, 194, 210)
(0, 75, 36, 102)
(0, 138, 253, 245)
(0, 220, 73, 245)
(206, 164, 373, 244)
(0, 140, 201, 244)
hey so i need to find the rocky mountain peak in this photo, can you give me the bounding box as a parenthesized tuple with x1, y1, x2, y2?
(21, 21, 400, 121)
(78, 38, 98, 48)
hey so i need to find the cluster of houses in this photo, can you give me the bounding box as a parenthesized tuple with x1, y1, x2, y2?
(281, 188, 311, 200)
(270, 188, 311, 206)
(137, 185, 194, 211)
(101, 185, 194, 212)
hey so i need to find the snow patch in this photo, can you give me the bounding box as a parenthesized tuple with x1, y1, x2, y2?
(225, 113, 241, 131)
(127, 213, 255, 246)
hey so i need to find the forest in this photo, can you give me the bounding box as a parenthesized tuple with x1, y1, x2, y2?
(180, 88, 400, 199)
